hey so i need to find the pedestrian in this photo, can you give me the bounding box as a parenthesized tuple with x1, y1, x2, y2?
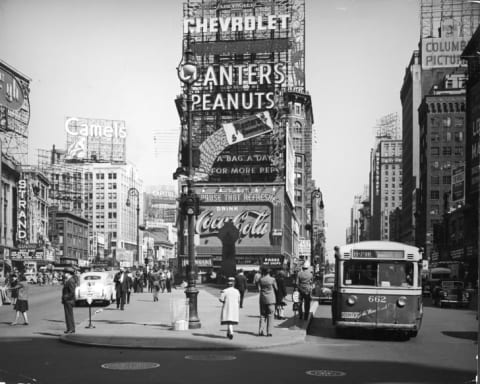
(114, 267, 130, 310)
(147, 270, 153, 293)
(8, 272, 18, 306)
(234, 269, 248, 308)
(253, 269, 262, 291)
(219, 277, 240, 339)
(126, 270, 134, 304)
(166, 269, 172, 293)
(292, 285, 300, 319)
(152, 268, 160, 302)
(257, 268, 277, 337)
(8, 274, 29, 325)
(274, 270, 287, 320)
(62, 268, 76, 333)
(296, 261, 313, 320)
(160, 270, 166, 293)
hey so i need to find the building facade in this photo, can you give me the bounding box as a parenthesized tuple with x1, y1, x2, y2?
(48, 210, 89, 261)
(399, 0, 480, 248)
(461, 25, 480, 283)
(417, 73, 466, 262)
(176, 0, 316, 275)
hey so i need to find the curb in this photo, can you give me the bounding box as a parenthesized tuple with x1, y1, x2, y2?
(59, 333, 306, 351)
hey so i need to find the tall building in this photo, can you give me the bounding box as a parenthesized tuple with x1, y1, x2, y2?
(369, 114, 403, 240)
(176, 0, 316, 274)
(38, 147, 143, 266)
(400, 50, 422, 244)
(461, 26, 480, 283)
(417, 71, 466, 262)
(399, 0, 480, 246)
(346, 193, 364, 244)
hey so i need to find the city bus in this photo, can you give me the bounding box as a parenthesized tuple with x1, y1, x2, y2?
(332, 241, 423, 338)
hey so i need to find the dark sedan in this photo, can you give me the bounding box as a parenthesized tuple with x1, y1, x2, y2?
(432, 281, 471, 308)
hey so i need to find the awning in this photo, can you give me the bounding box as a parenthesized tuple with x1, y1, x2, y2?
(235, 264, 259, 272)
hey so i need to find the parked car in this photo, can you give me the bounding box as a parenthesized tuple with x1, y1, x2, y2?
(318, 273, 335, 304)
(432, 280, 471, 308)
(75, 271, 116, 306)
(423, 267, 452, 296)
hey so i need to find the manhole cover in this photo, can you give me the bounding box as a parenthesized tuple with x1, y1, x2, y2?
(101, 362, 160, 370)
(306, 370, 346, 377)
(185, 355, 237, 361)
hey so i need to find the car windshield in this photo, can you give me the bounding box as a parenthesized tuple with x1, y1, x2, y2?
(442, 281, 463, 289)
(343, 260, 414, 287)
(82, 275, 102, 281)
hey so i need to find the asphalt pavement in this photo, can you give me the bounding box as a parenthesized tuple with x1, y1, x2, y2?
(0, 284, 477, 384)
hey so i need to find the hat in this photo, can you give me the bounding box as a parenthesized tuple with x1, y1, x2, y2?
(302, 261, 310, 269)
(64, 267, 75, 274)
(227, 277, 235, 284)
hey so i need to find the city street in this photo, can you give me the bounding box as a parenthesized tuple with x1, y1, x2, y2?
(0, 284, 476, 384)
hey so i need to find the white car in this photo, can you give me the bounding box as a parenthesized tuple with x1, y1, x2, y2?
(75, 271, 116, 306)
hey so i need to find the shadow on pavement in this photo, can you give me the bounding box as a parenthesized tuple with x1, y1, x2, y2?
(308, 316, 412, 342)
(191, 332, 226, 339)
(442, 331, 477, 341)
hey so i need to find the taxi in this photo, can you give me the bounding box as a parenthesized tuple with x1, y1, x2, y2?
(75, 271, 116, 306)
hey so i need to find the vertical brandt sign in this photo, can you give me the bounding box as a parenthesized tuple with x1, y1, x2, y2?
(65, 117, 127, 162)
(17, 179, 28, 242)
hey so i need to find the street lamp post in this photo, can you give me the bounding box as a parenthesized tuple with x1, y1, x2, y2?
(176, 32, 201, 329)
(309, 188, 324, 276)
(126, 188, 140, 266)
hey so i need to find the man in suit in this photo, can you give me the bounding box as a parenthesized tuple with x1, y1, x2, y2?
(258, 268, 278, 336)
(234, 269, 248, 308)
(296, 261, 313, 320)
(114, 267, 130, 310)
(62, 268, 76, 334)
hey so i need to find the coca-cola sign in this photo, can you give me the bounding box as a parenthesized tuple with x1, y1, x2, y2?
(196, 205, 272, 245)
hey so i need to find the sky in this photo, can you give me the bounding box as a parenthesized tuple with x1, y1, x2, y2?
(0, 0, 420, 257)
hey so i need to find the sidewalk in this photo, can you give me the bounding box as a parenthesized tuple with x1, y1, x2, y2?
(61, 286, 317, 350)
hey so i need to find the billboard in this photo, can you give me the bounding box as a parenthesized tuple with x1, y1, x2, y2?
(65, 117, 127, 162)
(17, 178, 28, 243)
(451, 164, 465, 205)
(181, 0, 304, 183)
(421, 37, 469, 69)
(194, 185, 283, 249)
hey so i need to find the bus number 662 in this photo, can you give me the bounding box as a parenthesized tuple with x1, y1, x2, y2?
(368, 295, 386, 303)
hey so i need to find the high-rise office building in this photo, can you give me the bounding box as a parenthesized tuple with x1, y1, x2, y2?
(417, 71, 467, 261)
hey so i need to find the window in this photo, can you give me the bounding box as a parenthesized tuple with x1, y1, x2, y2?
(454, 146, 464, 156)
(431, 147, 440, 156)
(455, 132, 463, 142)
(431, 175, 440, 185)
(295, 172, 302, 186)
(443, 147, 452, 156)
(443, 175, 451, 185)
(430, 190, 440, 200)
(295, 155, 303, 168)
(295, 190, 302, 203)
(431, 133, 440, 142)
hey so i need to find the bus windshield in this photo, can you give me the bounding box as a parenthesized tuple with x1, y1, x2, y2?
(343, 260, 414, 288)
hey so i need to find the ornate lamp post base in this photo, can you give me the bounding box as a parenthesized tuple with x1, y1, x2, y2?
(185, 286, 201, 329)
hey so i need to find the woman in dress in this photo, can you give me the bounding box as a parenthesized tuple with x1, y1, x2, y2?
(9, 274, 29, 325)
(219, 277, 240, 339)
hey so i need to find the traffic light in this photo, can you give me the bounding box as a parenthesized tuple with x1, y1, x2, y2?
(180, 192, 201, 216)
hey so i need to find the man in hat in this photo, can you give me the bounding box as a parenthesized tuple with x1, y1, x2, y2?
(234, 269, 248, 308)
(219, 276, 240, 339)
(114, 267, 130, 310)
(62, 268, 76, 333)
(296, 261, 313, 320)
